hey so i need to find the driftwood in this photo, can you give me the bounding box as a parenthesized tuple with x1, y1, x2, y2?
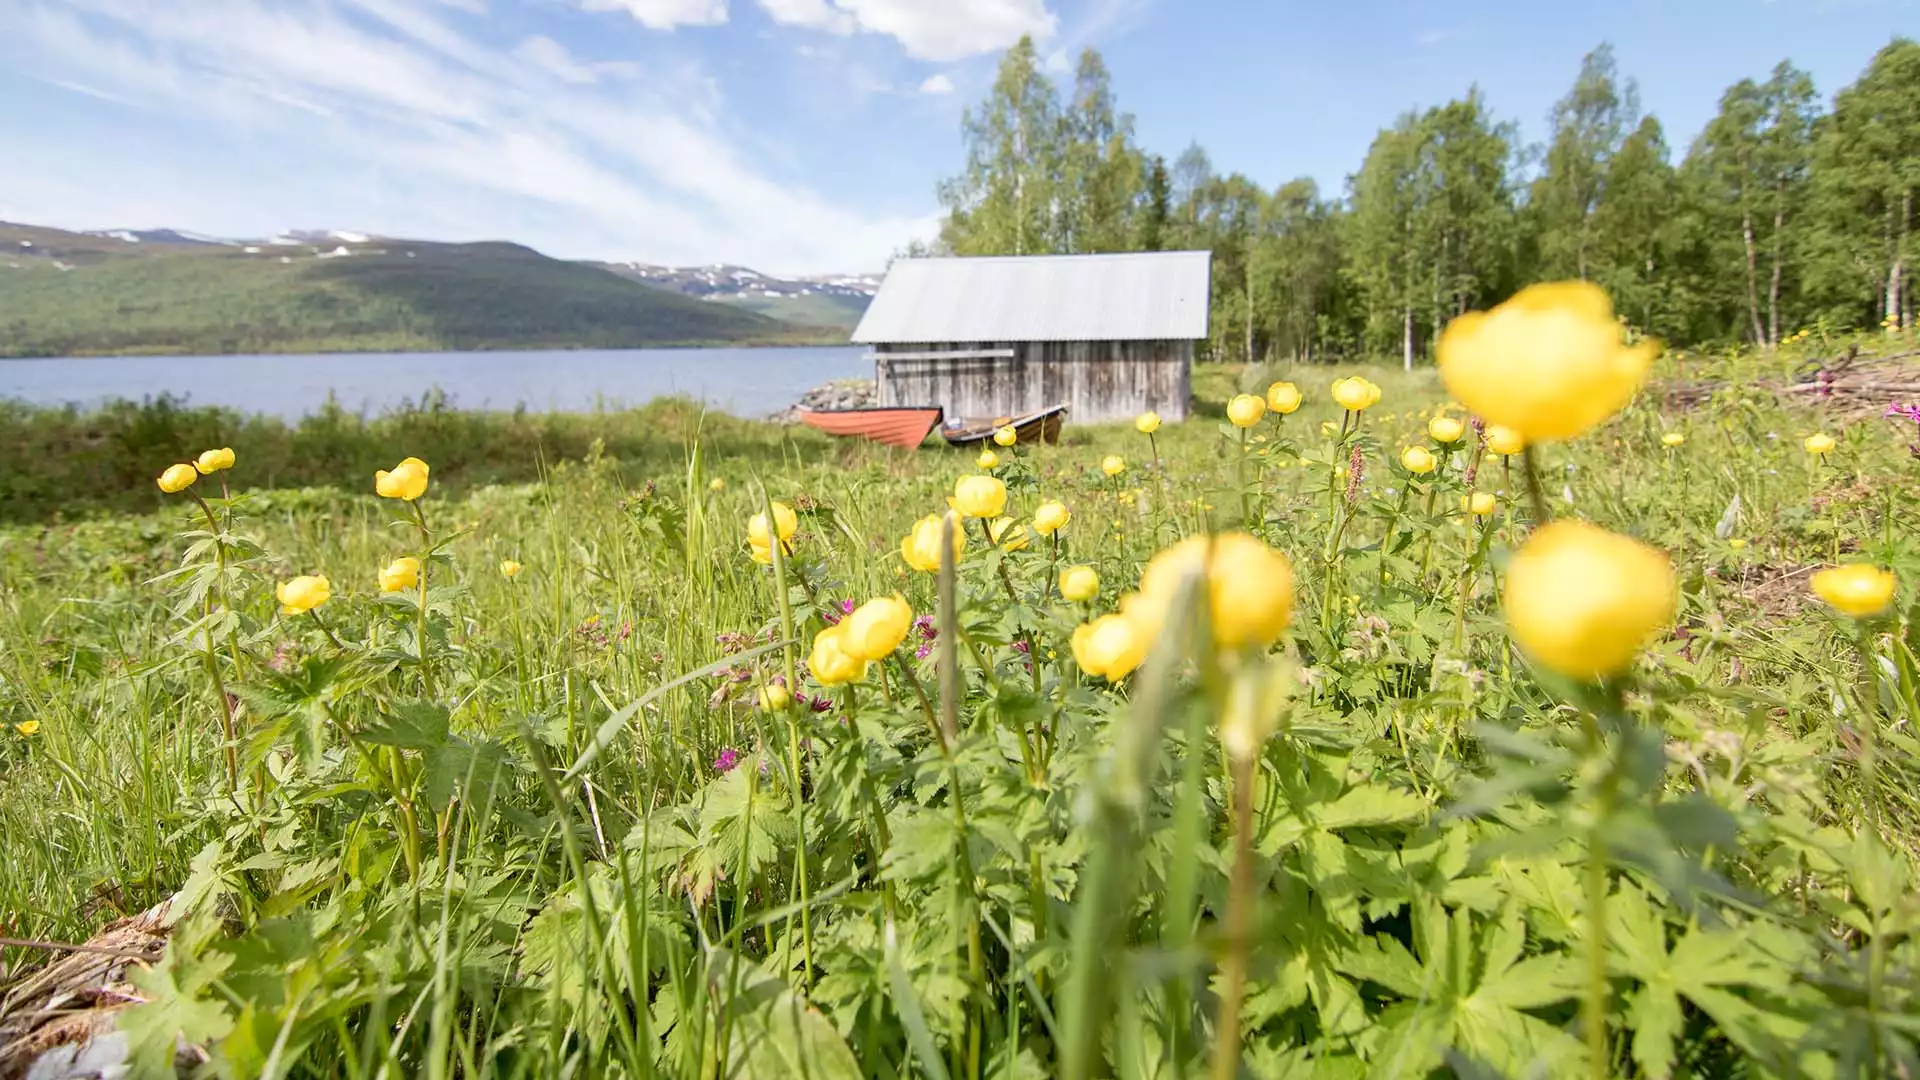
(1662, 344, 1920, 416)
(0, 900, 182, 1080)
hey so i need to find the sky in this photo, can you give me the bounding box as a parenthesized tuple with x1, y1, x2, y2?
(0, 0, 1914, 275)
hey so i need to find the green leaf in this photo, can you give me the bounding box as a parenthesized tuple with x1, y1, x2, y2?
(1318, 785, 1429, 831)
(359, 699, 450, 748)
(714, 950, 865, 1080)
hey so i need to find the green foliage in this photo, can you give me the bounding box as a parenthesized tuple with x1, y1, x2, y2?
(937, 36, 1920, 363)
(3, 355, 1919, 1078)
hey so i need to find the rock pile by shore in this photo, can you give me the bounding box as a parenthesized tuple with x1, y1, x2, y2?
(772, 378, 876, 423)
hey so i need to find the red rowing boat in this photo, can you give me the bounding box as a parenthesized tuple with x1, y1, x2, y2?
(797, 406, 945, 450)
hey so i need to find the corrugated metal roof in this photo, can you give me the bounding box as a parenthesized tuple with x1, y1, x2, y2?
(850, 250, 1212, 344)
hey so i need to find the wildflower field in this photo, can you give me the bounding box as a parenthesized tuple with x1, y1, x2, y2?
(2, 288, 1918, 1079)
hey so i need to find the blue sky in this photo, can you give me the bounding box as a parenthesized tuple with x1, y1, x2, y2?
(0, 0, 1913, 274)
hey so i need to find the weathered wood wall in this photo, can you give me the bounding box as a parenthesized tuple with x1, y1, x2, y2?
(873, 340, 1192, 423)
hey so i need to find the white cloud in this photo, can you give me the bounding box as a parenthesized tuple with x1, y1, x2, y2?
(755, 0, 854, 33)
(756, 0, 1055, 61)
(580, 0, 728, 31)
(514, 34, 640, 83)
(6, 0, 929, 272)
(918, 73, 954, 95)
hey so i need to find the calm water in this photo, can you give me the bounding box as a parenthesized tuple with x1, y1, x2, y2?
(0, 346, 870, 419)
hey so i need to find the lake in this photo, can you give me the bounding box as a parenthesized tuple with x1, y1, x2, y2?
(0, 346, 871, 420)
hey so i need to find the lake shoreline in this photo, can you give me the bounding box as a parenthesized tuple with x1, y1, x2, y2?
(0, 334, 852, 362)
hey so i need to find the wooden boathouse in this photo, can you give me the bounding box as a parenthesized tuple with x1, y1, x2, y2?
(850, 250, 1212, 424)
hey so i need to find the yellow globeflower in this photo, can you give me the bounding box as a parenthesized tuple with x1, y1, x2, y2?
(1428, 415, 1465, 444)
(1804, 433, 1836, 456)
(978, 448, 1000, 469)
(1134, 532, 1295, 650)
(843, 594, 914, 661)
(809, 623, 869, 686)
(15, 720, 41, 737)
(987, 516, 1032, 552)
(900, 513, 966, 572)
(993, 425, 1018, 447)
(379, 556, 420, 593)
(952, 475, 1008, 519)
(1135, 411, 1162, 434)
(1059, 565, 1100, 603)
(500, 559, 523, 578)
(1485, 425, 1526, 456)
(1464, 492, 1497, 516)
(1227, 393, 1267, 428)
(1661, 432, 1686, 448)
(1436, 281, 1658, 442)
(1331, 376, 1381, 412)
(1101, 455, 1126, 478)
(277, 575, 332, 616)
(757, 683, 792, 711)
(1400, 446, 1437, 475)
(194, 447, 236, 474)
(748, 538, 774, 565)
(1810, 565, 1896, 618)
(374, 457, 430, 501)
(1502, 520, 1676, 680)
(748, 501, 799, 545)
(157, 464, 198, 494)
(1266, 381, 1302, 414)
(1071, 614, 1146, 681)
(1032, 500, 1071, 535)
(709, 477, 727, 492)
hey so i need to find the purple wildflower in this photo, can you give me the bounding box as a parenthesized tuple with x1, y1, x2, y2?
(1885, 402, 1920, 425)
(913, 615, 936, 638)
(915, 641, 933, 659)
(1012, 640, 1030, 654)
(713, 748, 741, 773)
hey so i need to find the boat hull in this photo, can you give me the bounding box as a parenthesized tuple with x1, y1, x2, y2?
(798, 407, 944, 450)
(942, 404, 1067, 448)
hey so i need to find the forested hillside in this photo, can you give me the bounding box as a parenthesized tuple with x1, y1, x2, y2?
(932, 37, 1920, 364)
(0, 226, 815, 357)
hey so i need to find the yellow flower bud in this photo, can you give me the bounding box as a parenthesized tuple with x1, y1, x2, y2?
(1032, 500, 1071, 535)
(277, 575, 333, 616)
(1502, 520, 1675, 680)
(1331, 376, 1381, 412)
(1400, 446, 1436, 474)
(757, 683, 792, 711)
(748, 501, 798, 544)
(1464, 492, 1497, 516)
(1135, 411, 1162, 434)
(500, 559, 523, 578)
(1133, 532, 1295, 651)
(1810, 564, 1896, 618)
(709, 477, 727, 492)
(1437, 281, 1657, 442)
(1804, 433, 1836, 455)
(809, 623, 869, 686)
(1071, 613, 1146, 681)
(993, 425, 1018, 447)
(901, 513, 966, 572)
(1661, 432, 1686, 448)
(952, 475, 1008, 519)
(157, 463, 198, 494)
(1101, 455, 1126, 478)
(1484, 425, 1526, 456)
(1059, 564, 1100, 603)
(375, 457, 431, 501)
(1427, 415, 1465, 444)
(1227, 393, 1267, 428)
(988, 516, 1031, 552)
(1266, 381, 1302, 414)
(194, 447, 236, 474)
(379, 556, 420, 593)
(977, 448, 999, 469)
(843, 594, 913, 661)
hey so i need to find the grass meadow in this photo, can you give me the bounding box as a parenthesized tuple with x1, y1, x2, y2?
(1, 331, 1918, 1079)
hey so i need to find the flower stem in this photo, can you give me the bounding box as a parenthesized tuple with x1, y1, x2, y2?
(1210, 751, 1256, 1080)
(409, 500, 435, 699)
(1522, 447, 1552, 527)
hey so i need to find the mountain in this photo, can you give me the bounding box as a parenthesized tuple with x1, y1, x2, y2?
(0, 223, 831, 357)
(593, 261, 877, 331)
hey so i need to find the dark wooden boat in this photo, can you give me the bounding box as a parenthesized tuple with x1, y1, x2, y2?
(798, 406, 944, 449)
(942, 404, 1068, 448)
